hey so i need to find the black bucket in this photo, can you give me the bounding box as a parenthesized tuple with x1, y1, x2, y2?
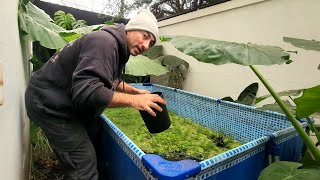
(139, 92, 171, 133)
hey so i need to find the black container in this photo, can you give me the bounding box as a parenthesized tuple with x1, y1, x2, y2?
(139, 92, 171, 133)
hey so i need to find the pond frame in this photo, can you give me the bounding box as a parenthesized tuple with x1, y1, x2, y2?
(100, 83, 307, 180)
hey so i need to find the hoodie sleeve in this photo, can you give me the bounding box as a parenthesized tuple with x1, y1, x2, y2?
(71, 31, 119, 110)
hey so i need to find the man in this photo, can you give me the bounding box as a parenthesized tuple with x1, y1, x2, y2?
(25, 10, 165, 179)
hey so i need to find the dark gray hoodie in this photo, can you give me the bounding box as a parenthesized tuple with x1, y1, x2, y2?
(25, 25, 129, 121)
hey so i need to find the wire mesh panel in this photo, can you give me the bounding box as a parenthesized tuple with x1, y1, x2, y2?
(136, 84, 292, 143)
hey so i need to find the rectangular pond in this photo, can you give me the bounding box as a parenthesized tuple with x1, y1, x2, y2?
(99, 83, 306, 180)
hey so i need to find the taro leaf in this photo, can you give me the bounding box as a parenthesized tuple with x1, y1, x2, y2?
(20, 0, 31, 12)
(255, 89, 303, 104)
(142, 45, 163, 59)
(222, 83, 258, 105)
(301, 150, 320, 168)
(257, 100, 295, 115)
(159, 55, 189, 69)
(125, 55, 168, 76)
(258, 161, 320, 180)
(294, 85, 320, 119)
(59, 25, 104, 42)
(221, 97, 236, 103)
(284, 37, 320, 52)
(237, 83, 258, 105)
(65, 24, 103, 34)
(59, 32, 82, 42)
(19, 2, 68, 49)
(163, 36, 290, 66)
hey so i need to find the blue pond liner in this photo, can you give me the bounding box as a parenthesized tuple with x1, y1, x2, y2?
(100, 83, 307, 180)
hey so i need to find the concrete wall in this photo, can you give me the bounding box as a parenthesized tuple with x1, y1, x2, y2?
(0, 0, 31, 179)
(153, 0, 320, 104)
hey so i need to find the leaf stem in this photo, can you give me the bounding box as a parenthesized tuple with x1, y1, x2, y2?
(305, 117, 320, 146)
(249, 65, 320, 161)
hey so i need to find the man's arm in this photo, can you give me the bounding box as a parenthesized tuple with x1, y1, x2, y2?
(116, 82, 150, 94)
(107, 92, 166, 116)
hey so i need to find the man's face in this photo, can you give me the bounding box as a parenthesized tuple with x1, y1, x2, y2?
(126, 30, 156, 56)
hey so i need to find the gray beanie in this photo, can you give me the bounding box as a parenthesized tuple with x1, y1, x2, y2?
(125, 9, 159, 44)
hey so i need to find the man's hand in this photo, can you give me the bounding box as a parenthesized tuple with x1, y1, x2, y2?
(131, 93, 166, 116)
(108, 92, 166, 116)
(135, 89, 150, 94)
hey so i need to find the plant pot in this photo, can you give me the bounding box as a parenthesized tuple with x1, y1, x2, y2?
(139, 92, 171, 133)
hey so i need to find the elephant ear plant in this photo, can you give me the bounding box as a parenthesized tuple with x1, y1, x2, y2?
(18, 0, 104, 50)
(161, 35, 320, 179)
(222, 82, 259, 106)
(125, 45, 189, 88)
(124, 54, 169, 82)
(18, 0, 105, 71)
(144, 45, 190, 89)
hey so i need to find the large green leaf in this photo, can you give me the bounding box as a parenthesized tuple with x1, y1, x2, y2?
(221, 96, 236, 102)
(59, 25, 104, 42)
(301, 150, 320, 168)
(284, 37, 320, 52)
(23, 3, 66, 33)
(162, 36, 290, 65)
(59, 32, 82, 42)
(255, 89, 303, 104)
(125, 55, 168, 76)
(19, 2, 68, 49)
(65, 24, 104, 34)
(294, 85, 320, 119)
(257, 100, 295, 115)
(142, 45, 163, 59)
(19, 0, 30, 12)
(54, 10, 76, 30)
(237, 83, 258, 105)
(222, 83, 258, 105)
(258, 161, 320, 180)
(159, 55, 189, 69)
